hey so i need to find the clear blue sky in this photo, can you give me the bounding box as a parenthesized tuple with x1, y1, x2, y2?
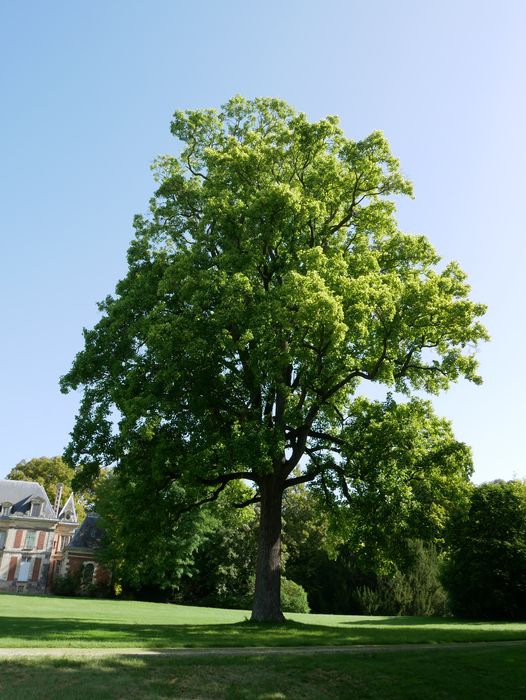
(1, 1, 524, 483)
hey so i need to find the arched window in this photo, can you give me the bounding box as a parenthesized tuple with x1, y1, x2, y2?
(82, 562, 95, 587)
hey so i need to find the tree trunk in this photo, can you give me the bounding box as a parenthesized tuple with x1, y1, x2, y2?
(251, 476, 285, 622)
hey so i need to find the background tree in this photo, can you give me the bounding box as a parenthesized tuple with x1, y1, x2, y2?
(174, 483, 258, 608)
(354, 540, 448, 617)
(61, 96, 487, 621)
(7, 456, 87, 521)
(318, 397, 474, 572)
(94, 470, 214, 596)
(443, 480, 526, 619)
(281, 402, 470, 617)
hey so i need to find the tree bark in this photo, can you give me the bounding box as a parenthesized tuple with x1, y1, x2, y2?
(251, 475, 285, 622)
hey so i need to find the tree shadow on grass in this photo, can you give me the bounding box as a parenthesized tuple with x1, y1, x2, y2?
(3, 646, 526, 700)
(338, 616, 526, 627)
(1, 616, 526, 648)
(0, 655, 312, 700)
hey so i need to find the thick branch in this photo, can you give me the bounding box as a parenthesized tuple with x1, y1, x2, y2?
(185, 143, 208, 180)
(308, 429, 347, 448)
(199, 471, 256, 486)
(322, 331, 391, 402)
(322, 369, 366, 401)
(333, 463, 353, 503)
(176, 481, 228, 515)
(394, 344, 417, 377)
(234, 494, 262, 508)
(401, 363, 449, 377)
(283, 470, 320, 489)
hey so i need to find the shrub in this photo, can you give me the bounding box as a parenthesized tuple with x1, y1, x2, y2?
(51, 572, 80, 596)
(280, 577, 310, 613)
(235, 577, 310, 613)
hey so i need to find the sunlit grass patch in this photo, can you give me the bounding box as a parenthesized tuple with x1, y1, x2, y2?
(1, 593, 526, 649)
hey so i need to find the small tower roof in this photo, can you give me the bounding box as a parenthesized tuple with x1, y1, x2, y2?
(58, 492, 78, 523)
(70, 513, 104, 549)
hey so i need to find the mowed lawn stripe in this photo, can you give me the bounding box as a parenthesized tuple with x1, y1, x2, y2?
(1, 594, 526, 649)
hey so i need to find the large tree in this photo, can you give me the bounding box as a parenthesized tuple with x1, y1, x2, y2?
(61, 96, 487, 621)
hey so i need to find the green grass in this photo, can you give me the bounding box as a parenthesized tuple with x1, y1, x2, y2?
(1, 593, 526, 648)
(2, 646, 526, 699)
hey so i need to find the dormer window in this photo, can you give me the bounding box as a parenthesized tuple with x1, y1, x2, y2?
(64, 511, 72, 521)
(1, 503, 11, 516)
(31, 502, 42, 517)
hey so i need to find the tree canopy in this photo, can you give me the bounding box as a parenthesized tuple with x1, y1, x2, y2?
(61, 96, 487, 621)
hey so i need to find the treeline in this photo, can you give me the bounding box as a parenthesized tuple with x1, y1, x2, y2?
(12, 456, 526, 618)
(93, 476, 526, 620)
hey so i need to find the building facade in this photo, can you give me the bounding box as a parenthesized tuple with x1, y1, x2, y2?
(62, 513, 110, 591)
(0, 479, 78, 593)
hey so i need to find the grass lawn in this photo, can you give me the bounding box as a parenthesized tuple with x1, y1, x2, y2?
(2, 646, 526, 699)
(1, 593, 526, 648)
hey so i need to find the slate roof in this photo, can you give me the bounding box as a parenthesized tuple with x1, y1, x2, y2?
(69, 513, 104, 549)
(0, 479, 56, 519)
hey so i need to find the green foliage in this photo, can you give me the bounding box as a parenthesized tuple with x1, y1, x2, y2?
(50, 570, 110, 599)
(61, 96, 487, 487)
(280, 577, 310, 613)
(238, 576, 311, 613)
(283, 486, 450, 616)
(51, 571, 81, 596)
(95, 472, 258, 600)
(60, 96, 487, 618)
(400, 540, 449, 616)
(6, 456, 87, 521)
(175, 484, 258, 608)
(282, 485, 333, 561)
(355, 541, 448, 616)
(94, 471, 215, 594)
(317, 396, 473, 572)
(443, 480, 526, 620)
(281, 486, 363, 613)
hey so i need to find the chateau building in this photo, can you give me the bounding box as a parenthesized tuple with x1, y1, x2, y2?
(0, 479, 78, 592)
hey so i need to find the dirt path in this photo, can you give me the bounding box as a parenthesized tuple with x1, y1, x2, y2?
(1, 640, 525, 658)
